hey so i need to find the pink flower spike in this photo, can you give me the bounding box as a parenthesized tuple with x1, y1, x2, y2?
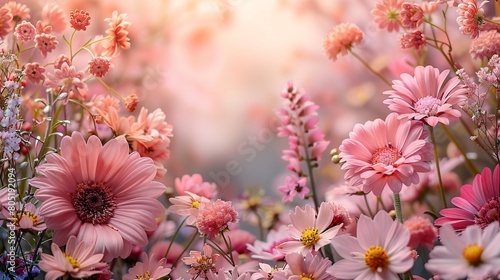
(123, 252, 171, 280)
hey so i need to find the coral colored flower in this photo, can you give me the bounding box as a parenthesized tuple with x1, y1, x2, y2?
(399, 2, 424, 30)
(14, 21, 35, 42)
(284, 252, 333, 280)
(383, 65, 468, 126)
(123, 252, 171, 280)
(34, 33, 58, 58)
(403, 215, 438, 249)
(168, 191, 210, 225)
(39, 236, 107, 280)
(469, 30, 500, 60)
(175, 173, 218, 199)
(182, 244, 220, 278)
(124, 93, 139, 112)
(277, 203, 341, 255)
(88, 57, 111, 77)
(70, 9, 91, 31)
(31, 132, 166, 261)
(102, 10, 131, 57)
(24, 62, 45, 84)
(457, 0, 486, 39)
(6, 202, 46, 231)
(54, 54, 71, 69)
(3, 1, 30, 25)
(277, 175, 309, 203)
(435, 164, 500, 231)
(400, 30, 426, 50)
(327, 211, 414, 280)
(45, 62, 87, 99)
(322, 22, 363, 61)
(339, 113, 433, 195)
(195, 199, 238, 239)
(0, 7, 13, 39)
(371, 0, 404, 32)
(247, 225, 293, 261)
(41, 4, 67, 33)
(425, 223, 500, 279)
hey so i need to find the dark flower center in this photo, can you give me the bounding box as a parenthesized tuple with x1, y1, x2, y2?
(474, 197, 499, 229)
(70, 181, 117, 224)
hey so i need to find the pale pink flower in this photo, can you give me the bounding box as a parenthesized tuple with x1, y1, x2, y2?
(277, 175, 309, 203)
(31, 132, 166, 261)
(41, 4, 67, 33)
(383, 65, 468, 126)
(322, 22, 364, 61)
(24, 62, 45, 84)
(403, 215, 438, 249)
(45, 62, 88, 99)
(338, 113, 433, 195)
(123, 252, 171, 280)
(284, 252, 334, 280)
(168, 191, 210, 225)
(6, 202, 46, 231)
(400, 30, 426, 50)
(456, 0, 486, 39)
(469, 30, 500, 61)
(277, 203, 341, 255)
(70, 9, 91, 31)
(252, 263, 287, 280)
(195, 199, 238, 239)
(182, 244, 220, 278)
(39, 236, 107, 280)
(88, 57, 111, 78)
(102, 10, 131, 57)
(3, 1, 30, 25)
(435, 164, 500, 231)
(247, 225, 293, 261)
(327, 211, 414, 280)
(399, 2, 424, 30)
(425, 223, 500, 279)
(14, 21, 35, 42)
(34, 33, 58, 58)
(175, 173, 218, 199)
(54, 54, 71, 69)
(371, 0, 404, 32)
(88, 94, 121, 116)
(0, 7, 12, 39)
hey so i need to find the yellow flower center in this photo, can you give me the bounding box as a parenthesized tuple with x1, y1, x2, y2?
(65, 255, 80, 269)
(191, 200, 200, 208)
(135, 271, 151, 280)
(300, 227, 320, 248)
(301, 273, 314, 280)
(364, 246, 389, 272)
(463, 244, 483, 266)
(14, 210, 39, 226)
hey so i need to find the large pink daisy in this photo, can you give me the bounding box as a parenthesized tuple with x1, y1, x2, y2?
(383, 65, 468, 127)
(31, 132, 166, 261)
(339, 112, 433, 195)
(435, 164, 500, 231)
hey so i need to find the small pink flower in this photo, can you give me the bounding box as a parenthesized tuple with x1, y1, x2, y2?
(24, 62, 45, 84)
(45, 62, 87, 99)
(371, 0, 404, 32)
(322, 22, 364, 61)
(247, 225, 293, 261)
(277, 175, 309, 203)
(399, 2, 424, 30)
(284, 252, 333, 280)
(168, 191, 210, 225)
(41, 4, 67, 33)
(123, 252, 171, 280)
(14, 20, 35, 42)
(70, 9, 91, 31)
(0, 7, 13, 39)
(39, 236, 107, 280)
(324, 201, 352, 230)
(102, 10, 131, 57)
(403, 215, 438, 249)
(469, 30, 500, 61)
(278, 203, 341, 255)
(175, 173, 218, 199)
(435, 164, 500, 230)
(54, 54, 72, 69)
(383, 65, 468, 126)
(3, 1, 30, 25)
(5, 202, 46, 231)
(456, 0, 486, 39)
(124, 93, 139, 112)
(88, 57, 111, 77)
(34, 33, 58, 58)
(195, 199, 238, 239)
(400, 30, 426, 50)
(182, 244, 220, 278)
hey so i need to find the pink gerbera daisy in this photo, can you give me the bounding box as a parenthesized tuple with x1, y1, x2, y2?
(123, 252, 171, 280)
(30, 132, 166, 261)
(435, 164, 500, 231)
(327, 211, 414, 280)
(383, 65, 468, 127)
(338, 112, 433, 195)
(371, 0, 404, 32)
(277, 203, 341, 255)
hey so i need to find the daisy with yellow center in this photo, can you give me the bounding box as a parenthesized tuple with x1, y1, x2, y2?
(9, 202, 46, 231)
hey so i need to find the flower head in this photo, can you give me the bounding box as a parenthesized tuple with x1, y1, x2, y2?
(34, 32, 58, 58)
(70, 9, 91, 31)
(403, 215, 438, 249)
(7, 202, 46, 231)
(102, 10, 131, 57)
(14, 21, 35, 42)
(24, 62, 45, 84)
(277, 175, 309, 203)
(182, 244, 220, 279)
(435, 164, 500, 231)
(469, 30, 500, 61)
(124, 94, 139, 112)
(31, 132, 166, 261)
(399, 2, 424, 30)
(88, 57, 111, 78)
(371, 0, 404, 32)
(339, 113, 433, 195)
(247, 225, 293, 261)
(41, 4, 67, 33)
(195, 199, 238, 239)
(3, 1, 30, 25)
(383, 65, 468, 126)
(284, 252, 334, 280)
(123, 252, 171, 280)
(400, 30, 426, 50)
(168, 191, 210, 225)
(322, 23, 363, 61)
(457, 0, 486, 39)
(45, 62, 87, 100)
(327, 211, 413, 280)
(175, 173, 218, 199)
(0, 7, 13, 39)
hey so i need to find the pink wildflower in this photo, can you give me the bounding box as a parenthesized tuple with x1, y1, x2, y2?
(70, 9, 91, 31)
(54, 54, 71, 69)
(39, 236, 107, 280)
(469, 30, 500, 61)
(102, 10, 131, 57)
(322, 22, 364, 61)
(175, 173, 218, 199)
(14, 21, 35, 42)
(425, 223, 500, 279)
(403, 215, 438, 249)
(168, 191, 210, 225)
(456, 0, 486, 39)
(44, 62, 87, 99)
(0, 7, 13, 39)
(123, 252, 171, 280)
(124, 93, 139, 112)
(277, 175, 310, 203)
(339, 113, 433, 195)
(195, 199, 238, 239)
(399, 2, 424, 30)
(31, 132, 166, 261)
(327, 211, 413, 280)
(324, 201, 352, 230)
(88, 57, 111, 77)
(435, 164, 500, 231)
(247, 225, 293, 261)
(182, 244, 220, 278)
(383, 65, 468, 126)
(284, 252, 333, 280)
(277, 203, 341, 255)
(24, 62, 45, 84)
(400, 30, 426, 50)
(34, 33, 58, 58)
(371, 0, 404, 32)
(7, 202, 46, 231)
(41, 4, 67, 33)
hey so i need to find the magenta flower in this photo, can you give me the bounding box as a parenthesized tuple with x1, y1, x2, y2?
(383, 65, 468, 127)
(123, 252, 171, 280)
(435, 164, 500, 231)
(31, 132, 166, 261)
(339, 113, 433, 195)
(327, 211, 414, 280)
(277, 175, 310, 203)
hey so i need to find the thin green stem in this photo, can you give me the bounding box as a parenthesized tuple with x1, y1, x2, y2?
(164, 217, 187, 259)
(349, 50, 391, 86)
(172, 229, 198, 268)
(429, 126, 447, 209)
(393, 193, 404, 224)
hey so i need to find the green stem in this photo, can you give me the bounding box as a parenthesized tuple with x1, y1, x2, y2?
(172, 229, 198, 268)
(429, 126, 447, 209)
(349, 50, 391, 86)
(164, 217, 187, 259)
(393, 193, 404, 224)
